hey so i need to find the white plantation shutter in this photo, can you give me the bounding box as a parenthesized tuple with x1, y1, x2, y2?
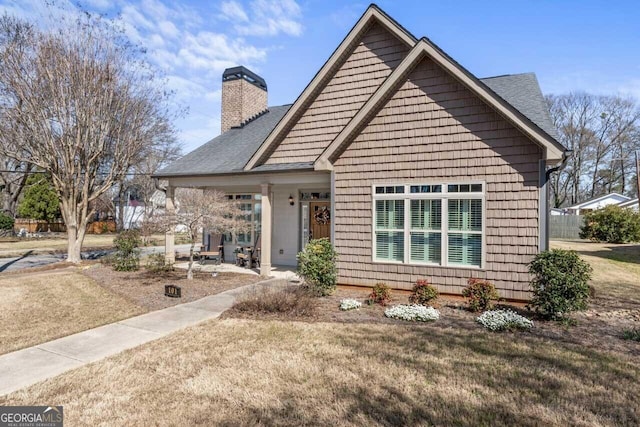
(375, 200, 404, 261)
(447, 199, 482, 266)
(410, 199, 442, 264)
(375, 231, 404, 261)
(373, 184, 483, 268)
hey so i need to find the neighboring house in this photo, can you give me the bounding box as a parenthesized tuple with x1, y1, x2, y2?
(155, 5, 567, 300)
(618, 198, 639, 211)
(565, 193, 631, 216)
(550, 208, 568, 216)
(114, 189, 167, 230)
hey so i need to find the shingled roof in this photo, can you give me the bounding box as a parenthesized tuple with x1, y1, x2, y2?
(481, 72, 559, 140)
(156, 73, 558, 178)
(156, 104, 291, 177)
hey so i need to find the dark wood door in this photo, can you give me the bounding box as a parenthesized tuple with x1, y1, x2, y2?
(309, 202, 330, 240)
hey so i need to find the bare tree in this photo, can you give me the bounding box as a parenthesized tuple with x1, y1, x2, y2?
(546, 93, 640, 207)
(0, 15, 35, 216)
(153, 188, 248, 280)
(0, 13, 176, 262)
(115, 135, 181, 232)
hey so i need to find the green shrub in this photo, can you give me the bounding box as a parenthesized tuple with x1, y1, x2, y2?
(112, 230, 141, 271)
(0, 212, 14, 231)
(462, 278, 500, 312)
(366, 282, 391, 306)
(17, 173, 60, 222)
(408, 279, 438, 305)
(145, 253, 174, 273)
(528, 249, 592, 320)
(296, 238, 337, 296)
(580, 205, 640, 243)
(622, 328, 640, 342)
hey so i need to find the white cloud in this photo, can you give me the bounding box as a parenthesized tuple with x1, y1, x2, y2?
(225, 0, 303, 37)
(158, 20, 180, 39)
(220, 1, 249, 22)
(0, 0, 302, 150)
(178, 31, 267, 74)
(166, 75, 208, 100)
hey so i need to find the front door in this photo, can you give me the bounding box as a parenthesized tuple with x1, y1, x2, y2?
(309, 202, 330, 240)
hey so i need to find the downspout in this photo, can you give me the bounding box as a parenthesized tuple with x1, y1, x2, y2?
(542, 150, 571, 250)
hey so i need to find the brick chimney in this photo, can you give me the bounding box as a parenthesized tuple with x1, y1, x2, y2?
(221, 66, 268, 133)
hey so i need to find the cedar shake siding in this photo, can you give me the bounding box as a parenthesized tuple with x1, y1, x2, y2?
(263, 22, 410, 165)
(333, 58, 543, 300)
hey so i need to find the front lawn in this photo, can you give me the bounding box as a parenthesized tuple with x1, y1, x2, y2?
(2, 319, 638, 426)
(0, 270, 144, 355)
(1, 240, 639, 425)
(0, 265, 260, 355)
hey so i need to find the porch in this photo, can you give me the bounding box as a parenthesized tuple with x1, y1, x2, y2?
(175, 261, 301, 282)
(163, 169, 333, 278)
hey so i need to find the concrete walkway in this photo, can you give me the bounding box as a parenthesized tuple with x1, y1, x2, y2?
(0, 277, 284, 396)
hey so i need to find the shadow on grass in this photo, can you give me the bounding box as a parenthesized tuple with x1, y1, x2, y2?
(211, 324, 639, 426)
(571, 243, 640, 266)
(0, 250, 33, 272)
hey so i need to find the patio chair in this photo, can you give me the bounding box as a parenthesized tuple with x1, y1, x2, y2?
(199, 233, 224, 265)
(236, 234, 261, 268)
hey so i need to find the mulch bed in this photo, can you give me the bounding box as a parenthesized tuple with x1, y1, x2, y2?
(82, 265, 262, 311)
(223, 285, 640, 357)
(223, 286, 483, 328)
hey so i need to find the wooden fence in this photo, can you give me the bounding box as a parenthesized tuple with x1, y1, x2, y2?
(14, 219, 66, 233)
(549, 215, 584, 240)
(14, 219, 117, 234)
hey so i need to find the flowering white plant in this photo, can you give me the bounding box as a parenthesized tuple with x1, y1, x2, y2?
(339, 298, 362, 311)
(476, 309, 533, 331)
(384, 304, 440, 322)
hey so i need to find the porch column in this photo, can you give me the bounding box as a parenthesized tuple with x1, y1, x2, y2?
(165, 185, 176, 264)
(260, 183, 272, 277)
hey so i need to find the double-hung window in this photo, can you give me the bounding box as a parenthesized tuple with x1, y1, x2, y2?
(374, 186, 405, 262)
(372, 183, 484, 268)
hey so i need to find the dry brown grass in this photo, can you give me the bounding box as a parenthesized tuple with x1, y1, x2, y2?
(0, 270, 144, 354)
(1, 319, 638, 426)
(1, 240, 638, 425)
(551, 240, 640, 309)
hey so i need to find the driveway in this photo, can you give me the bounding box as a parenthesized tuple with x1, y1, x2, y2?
(0, 245, 194, 272)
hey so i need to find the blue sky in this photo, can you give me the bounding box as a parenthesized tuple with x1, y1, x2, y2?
(1, 0, 638, 153)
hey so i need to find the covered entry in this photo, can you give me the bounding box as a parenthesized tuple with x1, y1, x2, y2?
(299, 191, 331, 247)
(162, 170, 332, 277)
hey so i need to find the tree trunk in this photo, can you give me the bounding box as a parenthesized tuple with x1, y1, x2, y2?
(66, 225, 82, 263)
(2, 191, 15, 216)
(60, 195, 91, 264)
(187, 240, 195, 280)
(117, 186, 126, 231)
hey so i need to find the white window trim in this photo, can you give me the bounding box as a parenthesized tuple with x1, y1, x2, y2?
(226, 193, 261, 245)
(371, 182, 486, 270)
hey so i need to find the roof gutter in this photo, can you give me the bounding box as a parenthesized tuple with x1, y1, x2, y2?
(152, 165, 317, 180)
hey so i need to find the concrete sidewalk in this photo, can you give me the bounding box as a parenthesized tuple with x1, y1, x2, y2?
(0, 277, 283, 396)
